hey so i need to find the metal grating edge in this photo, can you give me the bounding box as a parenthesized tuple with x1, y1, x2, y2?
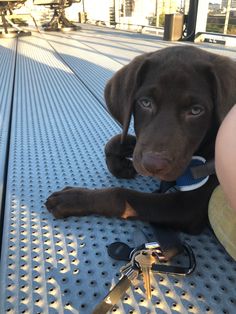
(0, 39, 17, 221)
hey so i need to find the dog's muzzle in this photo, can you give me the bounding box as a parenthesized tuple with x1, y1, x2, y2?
(141, 151, 172, 175)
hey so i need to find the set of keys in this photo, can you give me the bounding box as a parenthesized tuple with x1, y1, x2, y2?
(124, 249, 160, 299)
(92, 241, 196, 314)
(92, 243, 167, 314)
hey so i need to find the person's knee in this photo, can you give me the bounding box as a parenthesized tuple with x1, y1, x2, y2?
(215, 105, 236, 212)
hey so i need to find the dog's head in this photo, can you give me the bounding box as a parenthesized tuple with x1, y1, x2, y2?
(105, 46, 236, 181)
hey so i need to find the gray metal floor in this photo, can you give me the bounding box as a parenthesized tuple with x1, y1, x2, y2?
(0, 39, 16, 217)
(0, 25, 236, 314)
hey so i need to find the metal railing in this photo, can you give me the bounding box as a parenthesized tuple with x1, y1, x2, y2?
(80, 0, 236, 37)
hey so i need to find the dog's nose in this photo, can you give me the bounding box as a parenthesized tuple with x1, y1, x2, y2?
(142, 152, 171, 174)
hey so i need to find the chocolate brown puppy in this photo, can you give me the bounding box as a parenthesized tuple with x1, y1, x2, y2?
(46, 46, 236, 234)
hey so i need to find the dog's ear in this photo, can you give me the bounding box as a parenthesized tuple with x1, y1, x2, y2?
(104, 54, 150, 143)
(195, 54, 236, 124)
(210, 55, 236, 122)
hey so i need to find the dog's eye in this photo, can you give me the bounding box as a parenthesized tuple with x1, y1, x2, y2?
(190, 105, 204, 116)
(137, 97, 153, 110)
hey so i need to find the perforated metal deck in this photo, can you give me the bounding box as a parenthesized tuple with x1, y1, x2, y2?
(0, 39, 16, 215)
(0, 26, 236, 314)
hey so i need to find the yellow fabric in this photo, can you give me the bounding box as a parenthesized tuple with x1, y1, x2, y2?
(209, 186, 236, 261)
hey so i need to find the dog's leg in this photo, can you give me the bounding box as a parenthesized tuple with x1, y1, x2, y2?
(105, 134, 137, 178)
(45, 175, 218, 234)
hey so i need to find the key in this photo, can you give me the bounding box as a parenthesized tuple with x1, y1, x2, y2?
(134, 250, 156, 299)
(92, 259, 139, 314)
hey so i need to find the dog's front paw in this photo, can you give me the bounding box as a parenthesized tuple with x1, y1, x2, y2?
(105, 134, 137, 179)
(45, 187, 93, 218)
(106, 156, 137, 178)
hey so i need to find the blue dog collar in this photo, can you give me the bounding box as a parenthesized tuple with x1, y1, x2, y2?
(176, 156, 209, 191)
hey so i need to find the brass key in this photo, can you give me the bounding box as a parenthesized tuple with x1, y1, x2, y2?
(93, 257, 139, 314)
(135, 250, 156, 299)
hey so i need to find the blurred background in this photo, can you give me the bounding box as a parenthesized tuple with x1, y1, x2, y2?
(13, 1, 235, 34)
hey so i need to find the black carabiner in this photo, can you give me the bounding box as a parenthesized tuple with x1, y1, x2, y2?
(151, 243, 196, 276)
